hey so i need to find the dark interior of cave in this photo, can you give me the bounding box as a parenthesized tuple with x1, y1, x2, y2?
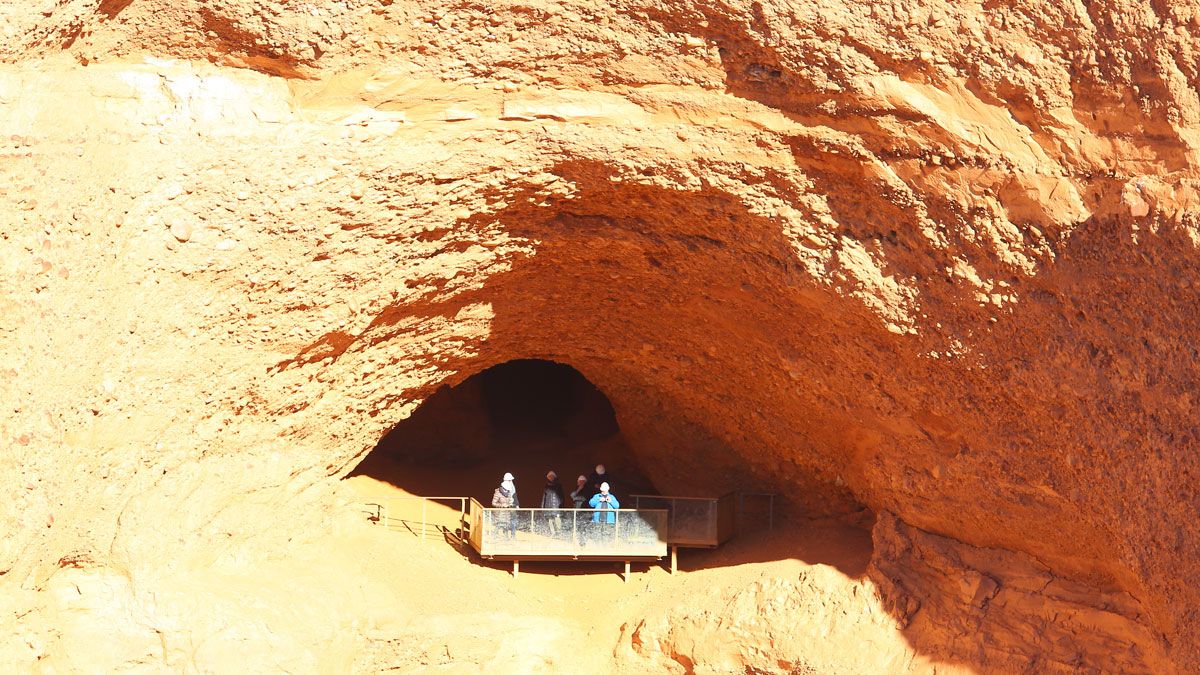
(349, 359, 656, 507)
(347, 358, 874, 579)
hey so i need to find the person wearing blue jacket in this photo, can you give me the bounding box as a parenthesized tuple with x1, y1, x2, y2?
(588, 482, 620, 524)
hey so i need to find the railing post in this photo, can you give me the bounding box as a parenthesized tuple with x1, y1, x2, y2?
(614, 508, 620, 547)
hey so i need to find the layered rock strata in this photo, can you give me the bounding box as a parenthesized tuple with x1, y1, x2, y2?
(3, 0, 1199, 671)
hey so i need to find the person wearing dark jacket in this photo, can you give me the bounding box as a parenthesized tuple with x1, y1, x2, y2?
(570, 475, 589, 509)
(540, 471, 565, 536)
(586, 464, 612, 495)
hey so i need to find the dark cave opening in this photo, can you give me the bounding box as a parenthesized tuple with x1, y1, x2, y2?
(349, 359, 654, 507)
(478, 359, 619, 447)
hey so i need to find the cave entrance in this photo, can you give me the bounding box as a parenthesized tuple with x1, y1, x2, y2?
(347, 359, 654, 509)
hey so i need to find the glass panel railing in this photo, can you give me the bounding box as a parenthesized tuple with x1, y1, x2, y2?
(629, 494, 739, 547)
(474, 507, 667, 557)
(670, 499, 716, 545)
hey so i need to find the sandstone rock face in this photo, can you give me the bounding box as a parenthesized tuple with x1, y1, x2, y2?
(2, 0, 1199, 672)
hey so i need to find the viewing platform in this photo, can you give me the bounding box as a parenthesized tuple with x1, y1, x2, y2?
(363, 491, 773, 580)
(466, 498, 667, 578)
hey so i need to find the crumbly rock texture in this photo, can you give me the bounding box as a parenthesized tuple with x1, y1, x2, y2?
(2, 0, 1199, 672)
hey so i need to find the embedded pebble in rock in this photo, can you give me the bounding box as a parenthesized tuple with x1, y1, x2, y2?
(170, 221, 192, 242)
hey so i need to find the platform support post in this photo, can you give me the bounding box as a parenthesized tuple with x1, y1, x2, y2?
(513, 560, 519, 578)
(623, 560, 630, 583)
(670, 545, 678, 575)
(572, 510, 578, 555)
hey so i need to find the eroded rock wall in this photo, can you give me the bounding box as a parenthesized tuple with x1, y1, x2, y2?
(2, 0, 1199, 671)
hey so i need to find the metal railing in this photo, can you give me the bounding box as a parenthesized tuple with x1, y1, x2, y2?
(467, 498, 668, 558)
(362, 496, 468, 545)
(359, 491, 775, 556)
(630, 493, 737, 548)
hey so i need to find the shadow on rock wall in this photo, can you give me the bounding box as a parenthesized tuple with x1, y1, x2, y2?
(322, 159, 1176, 671)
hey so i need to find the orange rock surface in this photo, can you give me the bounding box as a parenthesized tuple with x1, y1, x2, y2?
(2, 0, 1199, 672)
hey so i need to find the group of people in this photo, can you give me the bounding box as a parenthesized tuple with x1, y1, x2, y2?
(490, 464, 622, 539)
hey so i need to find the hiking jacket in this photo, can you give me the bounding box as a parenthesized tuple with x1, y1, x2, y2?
(492, 486, 518, 508)
(541, 481, 564, 509)
(588, 492, 621, 523)
(570, 486, 588, 509)
(587, 471, 612, 494)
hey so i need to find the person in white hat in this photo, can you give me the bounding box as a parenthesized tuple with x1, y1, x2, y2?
(588, 481, 620, 524)
(491, 472, 520, 540)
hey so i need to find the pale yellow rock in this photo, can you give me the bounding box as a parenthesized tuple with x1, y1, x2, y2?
(170, 221, 192, 242)
(0, 2, 1198, 674)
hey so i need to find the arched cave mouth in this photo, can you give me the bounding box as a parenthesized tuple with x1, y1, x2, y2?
(346, 358, 875, 578)
(348, 359, 656, 506)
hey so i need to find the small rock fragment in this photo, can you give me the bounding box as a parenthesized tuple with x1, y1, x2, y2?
(170, 222, 192, 242)
(443, 107, 480, 122)
(1125, 194, 1150, 217)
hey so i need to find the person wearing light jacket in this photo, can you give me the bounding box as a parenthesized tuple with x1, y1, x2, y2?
(491, 472, 519, 540)
(588, 482, 620, 524)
